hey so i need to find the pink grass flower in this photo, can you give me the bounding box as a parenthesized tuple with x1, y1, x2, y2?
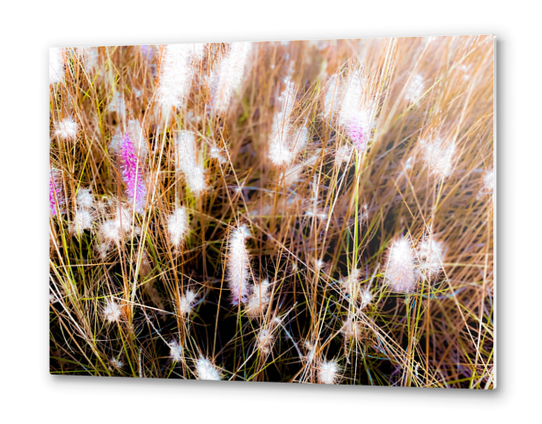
(120, 133, 147, 213)
(347, 117, 364, 152)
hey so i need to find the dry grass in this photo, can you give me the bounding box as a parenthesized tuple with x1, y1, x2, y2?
(49, 35, 494, 388)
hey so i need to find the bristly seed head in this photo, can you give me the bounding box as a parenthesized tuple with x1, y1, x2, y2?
(54, 118, 78, 141)
(256, 328, 274, 355)
(269, 77, 297, 167)
(246, 279, 271, 319)
(335, 144, 352, 167)
(104, 299, 122, 323)
(338, 68, 374, 153)
(481, 169, 494, 197)
(318, 359, 339, 384)
(71, 208, 93, 236)
(227, 225, 251, 306)
(421, 137, 456, 179)
(176, 131, 206, 196)
(405, 74, 426, 103)
(77, 188, 93, 210)
(49, 48, 64, 85)
(341, 317, 363, 341)
(110, 357, 124, 369)
(179, 290, 197, 316)
(196, 357, 221, 380)
(168, 207, 189, 249)
(417, 236, 445, 280)
(211, 42, 251, 114)
(169, 340, 183, 362)
(385, 236, 416, 293)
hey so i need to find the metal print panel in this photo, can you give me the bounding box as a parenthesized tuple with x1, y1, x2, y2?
(49, 35, 495, 388)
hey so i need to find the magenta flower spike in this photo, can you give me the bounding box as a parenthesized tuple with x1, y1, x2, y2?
(120, 133, 147, 213)
(348, 117, 364, 152)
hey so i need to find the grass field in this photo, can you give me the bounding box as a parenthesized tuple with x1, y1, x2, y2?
(49, 35, 494, 388)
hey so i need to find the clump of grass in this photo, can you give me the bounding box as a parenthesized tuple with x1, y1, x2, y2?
(49, 36, 494, 389)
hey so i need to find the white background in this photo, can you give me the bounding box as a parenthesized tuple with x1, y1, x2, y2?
(1, 0, 539, 422)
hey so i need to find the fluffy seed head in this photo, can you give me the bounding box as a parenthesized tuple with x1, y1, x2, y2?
(99, 220, 121, 245)
(76, 47, 99, 71)
(290, 125, 308, 159)
(318, 360, 339, 384)
(340, 268, 362, 296)
(106, 92, 126, 121)
(168, 207, 189, 248)
(104, 299, 122, 323)
(246, 279, 271, 319)
(72, 208, 93, 236)
(157, 44, 204, 109)
(341, 317, 363, 341)
(359, 288, 373, 310)
(256, 328, 274, 355)
(227, 225, 251, 306)
(417, 237, 445, 280)
(196, 357, 221, 381)
(324, 73, 341, 120)
(176, 131, 206, 196)
(405, 74, 425, 103)
(482, 169, 494, 195)
(339, 69, 373, 152)
(335, 144, 352, 167)
(179, 290, 197, 316)
(126, 119, 149, 161)
(98, 205, 134, 252)
(212, 42, 251, 114)
(115, 204, 134, 231)
(54, 118, 78, 141)
(77, 188, 93, 210)
(169, 340, 183, 362)
(269, 78, 297, 167)
(49, 48, 64, 85)
(421, 137, 456, 179)
(110, 357, 124, 369)
(386, 237, 416, 293)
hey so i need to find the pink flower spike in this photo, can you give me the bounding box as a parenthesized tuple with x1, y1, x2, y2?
(348, 117, 364, 152)
(120, 133, 147, 213)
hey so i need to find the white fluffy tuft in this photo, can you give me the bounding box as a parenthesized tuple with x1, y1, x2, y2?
(169, 340, 183, 362)
(196, 357, 221, 380)
(269, 78, 297, 167)
(385, 237, 416, 293)
(104, 299, 122, 323)
(417, 236, 445, 280)
(49, 48, 64, 85)
(227, 225, 251, 305)
(72, 208, 93, 236)
(179, 290, 197, 316)
(246, 279, 271, 319)
(212, 42, 251, 114)
(54, 118, 78, 141)
(318, 360, 339, 384)
(157, 44, 205, 109)
(77, 188, 93, 210)
(256, 328, 274, 354)
(405, 74, 426, 103)
(421, 137, 457, 179)
(176, 131, 206, 195)
(168, 207, 189, 248)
